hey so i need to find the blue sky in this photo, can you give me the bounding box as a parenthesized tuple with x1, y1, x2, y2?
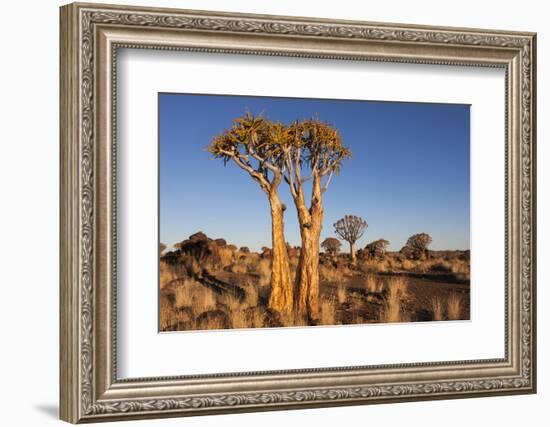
(159, 93, 470, 252)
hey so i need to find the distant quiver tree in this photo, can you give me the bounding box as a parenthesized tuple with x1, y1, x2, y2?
(334, 215, 368, 263)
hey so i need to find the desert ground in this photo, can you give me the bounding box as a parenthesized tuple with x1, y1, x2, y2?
(160, 232, 470, 332)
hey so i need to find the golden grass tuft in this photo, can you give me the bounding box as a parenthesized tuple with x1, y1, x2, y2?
(401, 259, 415, 271)
(319, 264, 341, 283)
(336, 284, 347, 304)
(320, 298, 338, 325)
(430, 296, 444, 321)
(447, 293, 463, 320)
(366, 275, 385, 294)
(360, 259, 389, 274)
(380, 276, 409, 323)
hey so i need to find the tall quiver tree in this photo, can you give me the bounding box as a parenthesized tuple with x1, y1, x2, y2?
(334, 215, 368, 263)
(282, 119, 351, 321)
(207, 113, 293, 317)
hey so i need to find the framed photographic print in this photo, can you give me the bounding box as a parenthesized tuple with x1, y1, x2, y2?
(60, 2, 537, 423)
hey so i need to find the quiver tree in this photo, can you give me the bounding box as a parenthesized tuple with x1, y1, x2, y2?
(404, 233, 432, 260)
(282, 119, 351, 321)
(207, 113, 293, 316)
(365, 238, 390, 259)
(321, 237, 341, 257)
(334, 215, 367, 263)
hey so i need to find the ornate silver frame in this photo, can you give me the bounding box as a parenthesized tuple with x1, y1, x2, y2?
(60, 2, 537, 423)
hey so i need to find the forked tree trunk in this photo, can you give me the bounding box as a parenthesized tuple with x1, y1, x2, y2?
(267, 193, 293, 317)
(350, 242, 356, 264)
(294, 178, 323, 322)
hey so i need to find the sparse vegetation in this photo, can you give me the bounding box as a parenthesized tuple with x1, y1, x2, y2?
(160, 231, 470, 331)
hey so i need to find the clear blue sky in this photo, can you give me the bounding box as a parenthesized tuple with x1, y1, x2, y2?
(159, 93, 470, 252)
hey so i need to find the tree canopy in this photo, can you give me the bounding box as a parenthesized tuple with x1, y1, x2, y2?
(334, 215, 368, 245)
(321, 237, 342, 255)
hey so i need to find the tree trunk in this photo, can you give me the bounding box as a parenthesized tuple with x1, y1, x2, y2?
(294, 177, 323, 323)
(350, 242, 356, 263)
(267, 193, 293, 318)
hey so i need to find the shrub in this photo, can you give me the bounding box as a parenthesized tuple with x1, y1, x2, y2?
(402, 233, 432, 260)
(321, 237, 342, 256)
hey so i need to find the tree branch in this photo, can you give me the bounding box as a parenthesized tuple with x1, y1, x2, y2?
(322, 169, 334, 193)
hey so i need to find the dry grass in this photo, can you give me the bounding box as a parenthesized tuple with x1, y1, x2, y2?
(336, 284, 347, 304)
(360, 259, 388, 274)
(175, 279, 217, 313)
(242, 282, 259, 307)
(319, 264, 341, 283)
(217, 246, 235, 268)
(450, 259, 470, 282)
(401, 259, 415, 271)
(255, 259, 271, 287)
(430, 296, 444, 321)
(239, 253, 262, 273)
(386, 257, 402, 272)
(159, 292, 175, 330)
(366, 275, 385, 294)
(447, 293, 463, 320)
(380, 277, 409, 323)
(160, 245, 469, 331)
(159, 261, 175, 289)
(182, 254, 201, 277)
(228, 263, 248, 274)
(320, 298, 338, 325)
